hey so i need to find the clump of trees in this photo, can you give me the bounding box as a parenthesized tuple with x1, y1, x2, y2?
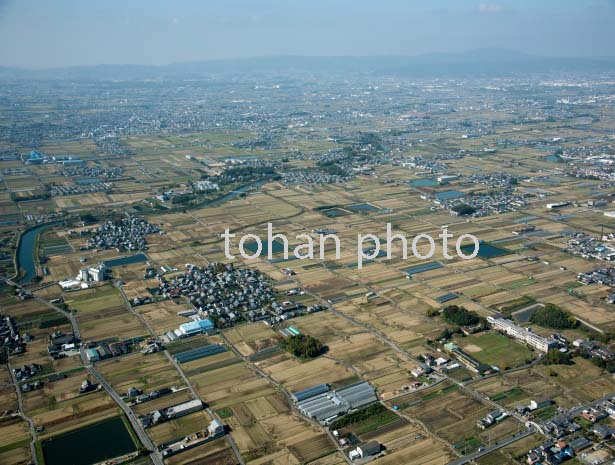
(442, 305, 481, 326)
(544, 349, 573, 365)
(451, 204, 476, 216)
(280, 334, 324, 359)
(530, 304, 577, 329)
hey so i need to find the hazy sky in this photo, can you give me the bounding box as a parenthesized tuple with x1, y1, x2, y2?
(1, 0, 615, 68)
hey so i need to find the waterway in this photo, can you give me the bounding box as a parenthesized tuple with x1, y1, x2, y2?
(16, 223, 54, 284)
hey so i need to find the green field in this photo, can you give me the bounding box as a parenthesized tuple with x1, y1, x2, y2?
(457, 332, 534, 370)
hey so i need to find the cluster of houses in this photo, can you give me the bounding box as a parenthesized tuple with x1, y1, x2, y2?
(0, 314, 26, 356)
(577, 266, 615, 304)
(566, 233, 615, 262)
(527, 441, 575, 465)
(21, 380, 43, 393)
(13, 363, 42, 382)
(467, 172, 519, 188)
(47, 330, 80, 359)
(59, 165, 124, 179)
(86, 215, 161, 251)
(280, 169, 351, 185)
(398, 156, 449, 173)
(49, 180, 113, 197)
(84, 338, 139, 362)
(572, 338, 615, 362)
(443, 189, 529, 218)
(416, 352, 459, 375)
(261, 303, 325, 327)
(153, 263, 275, 327)
(525, 397, 615, 465)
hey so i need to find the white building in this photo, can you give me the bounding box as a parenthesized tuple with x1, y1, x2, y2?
(89, 264, 108, 282)
(487, 316, 558, 352)
(208, 419, 225, 436)
(437, 175, 459, 184)
(166, 399, 203, 419)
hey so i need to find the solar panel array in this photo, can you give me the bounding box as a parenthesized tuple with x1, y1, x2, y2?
(436, 293, 458, 303)
(174, 343, 227, 363)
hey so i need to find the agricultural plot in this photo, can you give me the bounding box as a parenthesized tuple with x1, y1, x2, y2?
(65, 285, 146, 341)
(96, 352, 184, 394)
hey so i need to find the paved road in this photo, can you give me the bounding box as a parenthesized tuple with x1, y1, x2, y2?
(8, 362, 38, 465)
(117, 283, 245, 465)
(325, 305, 527, 423)
(219, 331, 352, 465)
(86, 362, 163, 465)
(2, 278, 164, 465)
(446, 428, 536, 465)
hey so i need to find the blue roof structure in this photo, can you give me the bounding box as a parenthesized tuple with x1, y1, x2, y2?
(292, 384, 330, 403)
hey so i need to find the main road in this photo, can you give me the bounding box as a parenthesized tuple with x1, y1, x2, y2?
(446, 427, 536, 465)
(117, 283, 245, 465)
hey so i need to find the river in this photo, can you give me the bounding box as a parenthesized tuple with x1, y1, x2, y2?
(16, 223, 53, 284)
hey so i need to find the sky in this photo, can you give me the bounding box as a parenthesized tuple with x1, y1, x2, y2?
(1, 0, 615, 68)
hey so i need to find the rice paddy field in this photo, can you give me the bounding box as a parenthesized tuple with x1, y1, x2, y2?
(4, 79, 615, 465)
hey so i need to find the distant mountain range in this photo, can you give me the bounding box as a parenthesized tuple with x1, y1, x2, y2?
(2, 49, 615, 80)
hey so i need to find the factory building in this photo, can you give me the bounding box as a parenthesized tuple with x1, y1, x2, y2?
(77, 264, 110, 282)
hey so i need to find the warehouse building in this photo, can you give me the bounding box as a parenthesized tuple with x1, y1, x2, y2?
(177, 318, 215, 337)
(141, 399, 204, 428)
(166, 399, 203, 419)
(349, 441, 381, 461)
